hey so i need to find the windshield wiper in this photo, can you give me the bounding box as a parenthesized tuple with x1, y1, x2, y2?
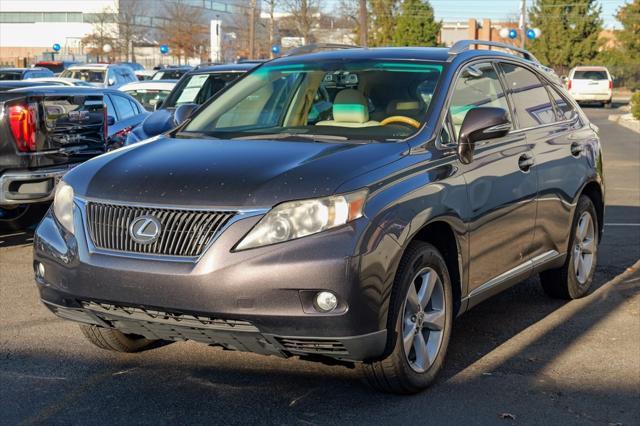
(232, 132, 348, 142)
(175, 131, 219, 140)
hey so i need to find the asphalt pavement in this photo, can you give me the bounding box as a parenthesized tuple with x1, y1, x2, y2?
(1, 105, 639, 425)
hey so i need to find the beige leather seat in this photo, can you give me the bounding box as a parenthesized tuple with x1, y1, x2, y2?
(316, 89, 380, 128)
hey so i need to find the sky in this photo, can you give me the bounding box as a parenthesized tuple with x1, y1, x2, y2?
(427, 0, 627, 29)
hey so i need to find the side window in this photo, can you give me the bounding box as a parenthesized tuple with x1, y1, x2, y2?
(129, 99, 141, 114)
(500, 63, 555, 128)
(107, 68, 117, 85)
(112, 95, 136, 119)
(104, 95, 116, 120)
(548, 86, 576, 121)
(449, 62, 511, 139)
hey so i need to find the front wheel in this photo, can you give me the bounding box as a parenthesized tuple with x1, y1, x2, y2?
(362, 242, 453, 394)
(80, 325, 158, 353)
(540, 195, 598, 299)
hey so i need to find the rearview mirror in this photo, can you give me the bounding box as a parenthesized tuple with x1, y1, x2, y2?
(173, 103, 199, 126)
(457, 107, 510, 164)
(107, 77, 116, 86)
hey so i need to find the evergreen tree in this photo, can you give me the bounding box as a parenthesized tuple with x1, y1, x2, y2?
(528, 0, 603, 74)
(369, 0, 399, 47)
(616, 0, 640, 60)
(392, 0, 441, 46)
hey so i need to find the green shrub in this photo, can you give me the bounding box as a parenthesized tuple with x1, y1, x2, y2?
(632, 92, 640, 121)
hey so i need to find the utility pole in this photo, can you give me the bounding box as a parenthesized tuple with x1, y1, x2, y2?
(519, 0, 526, 48)
(359, 0, 368, 47)
(249, 0, 257, 59)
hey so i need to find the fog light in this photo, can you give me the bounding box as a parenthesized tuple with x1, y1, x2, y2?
(314, 291, 338, 313)
(35, 262, 45, 279)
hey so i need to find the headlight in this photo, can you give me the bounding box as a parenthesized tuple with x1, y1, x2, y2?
(53, 180, 74, 234)
(235, 189, 367, 250)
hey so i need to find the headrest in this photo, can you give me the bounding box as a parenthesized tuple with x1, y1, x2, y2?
(332, 89, 369, 123)
(386, 100, 421, 115)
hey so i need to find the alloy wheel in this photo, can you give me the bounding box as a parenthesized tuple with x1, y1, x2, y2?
(573, 211, 596, 285)
(402, 267, 446, 373)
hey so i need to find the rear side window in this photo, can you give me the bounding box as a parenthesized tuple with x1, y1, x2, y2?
(449, 62, 511, 139)
(500, 63, 555, 128)
(573, 70, 608, 80)
(548, 87, 576, 121)
(112, 95, 136, 119)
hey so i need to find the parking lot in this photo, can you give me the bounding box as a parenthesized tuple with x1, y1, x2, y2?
(1, 105, 638, 425)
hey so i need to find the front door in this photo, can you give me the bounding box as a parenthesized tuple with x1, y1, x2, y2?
(449, 61, 538, 293)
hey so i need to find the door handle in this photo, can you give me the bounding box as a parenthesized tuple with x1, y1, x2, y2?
(571, 142, 584, 156)
(518, 152, 535, 171)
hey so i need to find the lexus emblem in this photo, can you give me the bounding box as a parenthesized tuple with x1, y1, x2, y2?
(129, 215, 161, 244)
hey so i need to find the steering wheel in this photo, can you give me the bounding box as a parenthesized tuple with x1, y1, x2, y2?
(380, 115, 421, 129)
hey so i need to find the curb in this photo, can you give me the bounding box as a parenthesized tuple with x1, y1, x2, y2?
(608, 113, 640, 134)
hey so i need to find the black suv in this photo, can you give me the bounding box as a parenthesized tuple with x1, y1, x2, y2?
(34, 41, 604, 394)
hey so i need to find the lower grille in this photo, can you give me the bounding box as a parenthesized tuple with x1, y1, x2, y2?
(276, 337, 349, 355)
(86, 202, 234, 257)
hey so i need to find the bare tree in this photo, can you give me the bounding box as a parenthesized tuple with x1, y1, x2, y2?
(160, 1, 209, 64)
(116, 0, 148, 62)
(264, 0, 279, 58)
(282, 0, 319, 43)
(82, 8, 117, 62)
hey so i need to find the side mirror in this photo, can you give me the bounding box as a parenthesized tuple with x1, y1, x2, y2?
(561, 75, 568, 84)
(457, 107, 511, 164)
(173, 103, 198, 126)
(108, 77, 116, 86)
(106, 115, 116, 126)
(154, 98, 164, 111)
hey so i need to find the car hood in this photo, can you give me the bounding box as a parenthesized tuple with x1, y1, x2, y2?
(65, 136, 409, 208)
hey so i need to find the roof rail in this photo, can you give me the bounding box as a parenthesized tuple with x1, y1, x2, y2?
(448, 40, 539, 63)
(284, 43, 361, 57)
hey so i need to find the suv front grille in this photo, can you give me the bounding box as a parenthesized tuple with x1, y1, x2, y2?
(86, 202, 234, 257)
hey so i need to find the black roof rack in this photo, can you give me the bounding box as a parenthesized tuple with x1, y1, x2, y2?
(448, 40, 539, 63)
(284, 43, 361, 57)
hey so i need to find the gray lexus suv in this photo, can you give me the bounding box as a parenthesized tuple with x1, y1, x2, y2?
(33, 41, 604, 393)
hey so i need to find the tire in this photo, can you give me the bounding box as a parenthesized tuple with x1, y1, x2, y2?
(361, 241, 453, 394)
(540, 195, 598, 299)
(80, 324, 157, 353)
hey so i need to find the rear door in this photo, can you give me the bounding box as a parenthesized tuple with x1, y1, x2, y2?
(450, 61, 538, 295)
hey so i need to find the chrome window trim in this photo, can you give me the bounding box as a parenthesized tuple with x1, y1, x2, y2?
(75, 196, 268, 263)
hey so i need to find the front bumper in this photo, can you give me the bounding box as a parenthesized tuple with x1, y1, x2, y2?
(34, 205, 392, 362)
(0, 165, 73, 206)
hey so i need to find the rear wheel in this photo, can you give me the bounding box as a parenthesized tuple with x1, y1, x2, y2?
(540, 195, 598, 299)
(80, 324, 158, 353)
(362, 242, 453, 394)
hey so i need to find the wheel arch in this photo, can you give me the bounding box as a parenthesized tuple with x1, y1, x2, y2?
(407, 219, 464, 316)
(579, 180, 604, 242)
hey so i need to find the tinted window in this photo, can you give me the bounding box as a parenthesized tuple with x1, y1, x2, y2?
(449, 62, 511, 138)
(548, 86, 575, 121)
(573, 70, 608, 80)
(112, 95, 136, 119)
(0, 71, 22, 80)
(125, 88, 173, 111)
(500, 63, 555, 128)
(104, 95, 116, 119)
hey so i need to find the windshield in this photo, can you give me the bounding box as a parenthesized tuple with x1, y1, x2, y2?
(152, 69, 188, 80)
(0, 71, 22, 81)
(183, 60, 443, 142)
(125, 88, 173, 111)
(163, 72, 243, 108)
(60, 69, 105, 83)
